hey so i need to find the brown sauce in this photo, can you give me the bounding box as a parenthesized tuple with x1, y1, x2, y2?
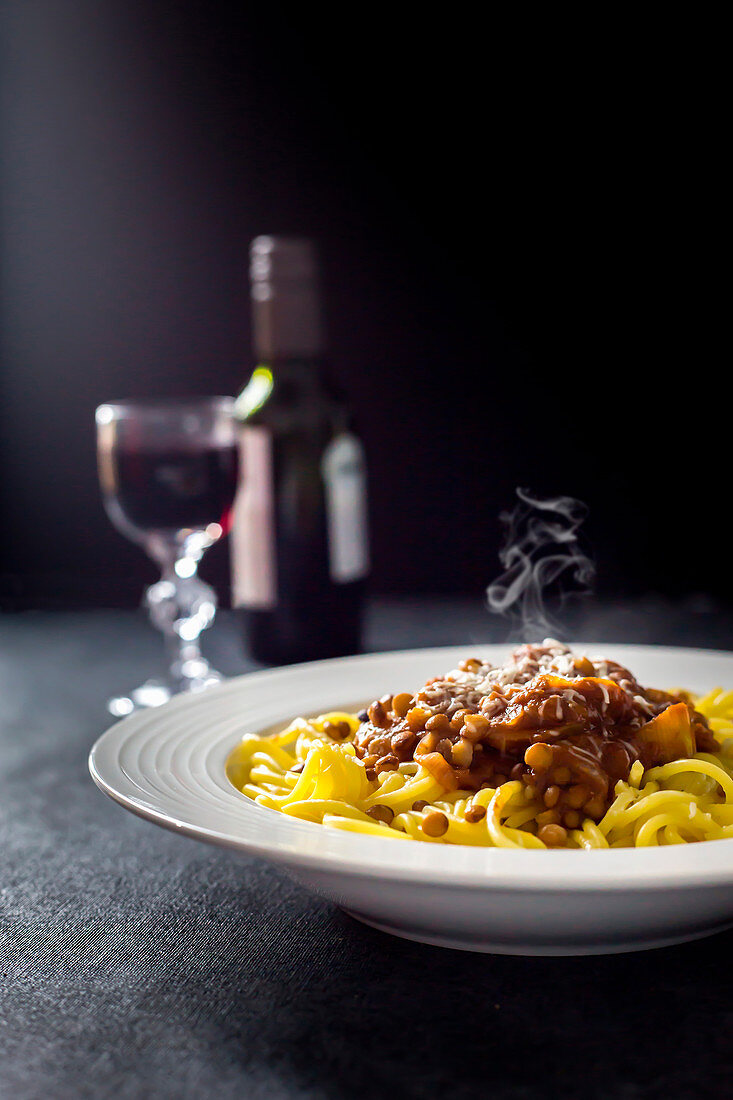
(354, 641, 718, 828)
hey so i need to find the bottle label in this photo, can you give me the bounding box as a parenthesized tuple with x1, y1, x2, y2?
(321, 433, 370, 584)
(230, 426, 277, 609)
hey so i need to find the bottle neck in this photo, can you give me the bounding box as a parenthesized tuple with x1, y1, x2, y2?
(250, 237, 324, 359)
(252, 285, 324, 360)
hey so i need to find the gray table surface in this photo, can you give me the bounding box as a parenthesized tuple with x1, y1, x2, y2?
(2, 598, 733, 1100)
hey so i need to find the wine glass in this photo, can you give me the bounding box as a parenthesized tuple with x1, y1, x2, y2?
(95, 396, 239, 717)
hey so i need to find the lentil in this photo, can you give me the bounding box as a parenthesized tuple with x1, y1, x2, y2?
(367, 701, 388, 728)
(323, 720, 351, 740)
(538, 823, 568, 847)
(543, 785, 561, 808)
(391, 730, 417, 760)
(367, 736, 391, 758)
(392, 692, 414, 718)
(451, 738, 474, 768)
(367, 804, 394, 824)
(425, 713, 451, 734)
(421, 810, 449, 837)
(566, 784, 589, 809)
(436, 737, 453, 760)
(524, 742, 553, 771)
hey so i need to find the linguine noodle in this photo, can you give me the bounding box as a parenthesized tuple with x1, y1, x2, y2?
(227, 688, 733, 849)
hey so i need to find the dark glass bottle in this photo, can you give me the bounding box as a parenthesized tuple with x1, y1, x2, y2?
(230, 237, 369, 664)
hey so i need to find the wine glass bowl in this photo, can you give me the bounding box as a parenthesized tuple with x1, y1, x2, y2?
(96, 397, 239, 716)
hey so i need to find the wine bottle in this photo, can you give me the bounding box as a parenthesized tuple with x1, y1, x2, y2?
(230, 236, 369, 664)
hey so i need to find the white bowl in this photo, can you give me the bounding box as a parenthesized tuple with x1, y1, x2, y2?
(89, 643, 733, 955)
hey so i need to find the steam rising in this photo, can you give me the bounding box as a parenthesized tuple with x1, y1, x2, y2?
(487, 489, 594, 639)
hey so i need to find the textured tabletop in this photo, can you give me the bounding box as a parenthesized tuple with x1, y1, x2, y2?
(1, 600, 732, 1100)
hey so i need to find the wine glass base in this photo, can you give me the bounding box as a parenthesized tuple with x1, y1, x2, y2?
(107, 668, 224, 718)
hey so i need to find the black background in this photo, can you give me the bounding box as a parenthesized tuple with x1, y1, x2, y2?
(1, 2, 729, 611)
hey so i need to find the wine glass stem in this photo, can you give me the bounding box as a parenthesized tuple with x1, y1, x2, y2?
(145, 547, 220, 692)
(165, 631, 203, 689)
(170, 560, 201, 686)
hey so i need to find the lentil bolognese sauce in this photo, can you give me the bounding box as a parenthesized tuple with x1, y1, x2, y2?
(228, 642, 733, 849)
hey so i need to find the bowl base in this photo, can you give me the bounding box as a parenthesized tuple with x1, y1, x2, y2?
(341, 909, 733, 956)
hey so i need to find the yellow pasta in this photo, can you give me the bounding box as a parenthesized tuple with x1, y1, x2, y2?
(227, 692, 733, 850)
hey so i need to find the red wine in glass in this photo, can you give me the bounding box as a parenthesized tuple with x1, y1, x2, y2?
(108, 444, 239, 538)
